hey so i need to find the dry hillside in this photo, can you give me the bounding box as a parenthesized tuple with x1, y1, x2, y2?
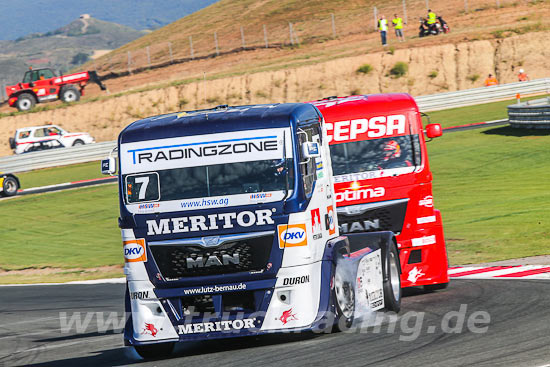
(2, 0, 550, 156)
(2, 30, 550, 156)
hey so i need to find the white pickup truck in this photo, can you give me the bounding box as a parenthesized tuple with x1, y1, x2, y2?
(9, 124, 95, 154)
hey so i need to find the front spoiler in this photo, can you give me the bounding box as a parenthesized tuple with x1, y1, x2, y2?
(123, 308, 338, 346)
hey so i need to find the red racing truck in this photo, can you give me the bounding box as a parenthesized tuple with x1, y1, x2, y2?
(311, 94, 449, 290)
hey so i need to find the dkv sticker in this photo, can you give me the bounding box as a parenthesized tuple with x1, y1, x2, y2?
(278, 224, 307, 248)
(123, 239, 147, 262)
(326, 205, 336, 235)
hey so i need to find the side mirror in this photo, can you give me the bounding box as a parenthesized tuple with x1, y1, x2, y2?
(101, 157, 116, 175)
(425, 123, 443, 139)
(302, 142, 321, 159)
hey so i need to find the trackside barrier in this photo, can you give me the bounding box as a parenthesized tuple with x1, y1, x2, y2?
(1, 79, 549, 173)
(416, 78, 550, 112)
(0, 141, 116, 173)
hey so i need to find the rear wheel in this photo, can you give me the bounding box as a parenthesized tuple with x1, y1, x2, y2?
(383, 244, 401, 313)
(60, 86, 80, 103)
(134, 342, 175, 360)
(2, 176, 19, 197)
(16, 93, 36, 111)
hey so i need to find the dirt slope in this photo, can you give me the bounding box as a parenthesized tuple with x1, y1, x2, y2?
(1, 30, 549, 156)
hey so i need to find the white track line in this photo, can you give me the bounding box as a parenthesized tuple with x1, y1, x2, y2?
(0, 277, 125, 287)
(3, 266, 550, 287)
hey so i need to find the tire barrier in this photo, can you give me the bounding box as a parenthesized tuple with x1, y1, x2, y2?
(508, 97, 550, 129)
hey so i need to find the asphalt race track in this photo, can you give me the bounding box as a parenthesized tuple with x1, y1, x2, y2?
(1, 279, 550, 367)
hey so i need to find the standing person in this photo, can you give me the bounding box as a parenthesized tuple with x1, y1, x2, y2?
(392, 14, 405, 42)
(378, 15, 388, 47)
(427, 9, 437, 33)
(518, 69, 529, 82)
(484, 74, 498, 86)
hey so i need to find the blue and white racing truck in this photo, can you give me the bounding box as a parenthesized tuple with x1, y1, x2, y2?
(102, 103, 402, 359)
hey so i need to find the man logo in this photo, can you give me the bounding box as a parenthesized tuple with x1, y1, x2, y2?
(277, 224, 307, 248)
(123, 239, 147, 263)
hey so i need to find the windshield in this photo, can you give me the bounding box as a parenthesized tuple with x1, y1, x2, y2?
(120, 127, 294, 212)
(124, 158, 293, 204)
(330, 135, 421, 176)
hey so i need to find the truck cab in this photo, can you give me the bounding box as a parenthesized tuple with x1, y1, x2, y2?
(105, 103, 401, 358)
(311, 94, 449, 289)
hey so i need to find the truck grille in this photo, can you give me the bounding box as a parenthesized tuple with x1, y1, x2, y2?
(337, 199, 408, 234)
(150, 233, 274, 279)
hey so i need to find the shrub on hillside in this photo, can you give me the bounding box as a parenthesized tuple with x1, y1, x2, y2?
(357, 64, 373, 74)
(389, 62, 408, 78)
(467, 74, 480, 82)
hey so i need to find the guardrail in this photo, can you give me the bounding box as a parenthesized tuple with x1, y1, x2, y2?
(0, 141, 116, 173)
(416, 78, 550, 111)
(1, 79, 549, 174)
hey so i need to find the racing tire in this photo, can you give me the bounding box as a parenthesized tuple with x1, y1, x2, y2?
(424, 282, 449, 292)
(2, 176, 19, 197)
(72, 139, 84, 146)
(382, 244, 401, 313)
(134, 342, 175, 360)
(16, 93, 36, 111)
(332, 267, 355, 331)
(60, 85, 81, 103)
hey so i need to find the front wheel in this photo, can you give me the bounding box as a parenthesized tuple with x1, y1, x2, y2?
(72, 139, 84, 146)
(16, 93, 36, 111)
(332, 268, 355, 331)
(2, 176, 19, 197)
(134, 342, 175, 360)
(383, 244, 401, 313)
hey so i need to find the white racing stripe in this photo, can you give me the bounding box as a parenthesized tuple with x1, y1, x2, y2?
(449, 265, 550, 279)
(447, 267, 478, 275)
(452, 267, 526, 279)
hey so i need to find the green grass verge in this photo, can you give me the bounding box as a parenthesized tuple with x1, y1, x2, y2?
(0, 269, 123, 285)
(0, 184, 120, 272)
(423, 95, 546, 128)
(15, 160, 103, 189)
(429, 125, 550, 265)
(3, 100, 550, 283)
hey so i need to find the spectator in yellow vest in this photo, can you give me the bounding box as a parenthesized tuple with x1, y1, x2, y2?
(427, 9, 436, 25)
(392, 14, 404, 42)
(378, 15, 388, 47)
